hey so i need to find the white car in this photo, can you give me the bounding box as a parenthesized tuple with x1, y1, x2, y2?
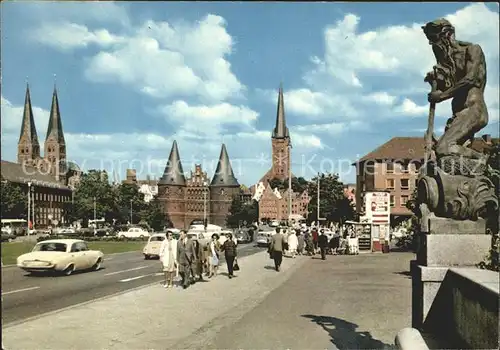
(17, 239, 104, 276)
(256, 230, 274, 247)
(117, 227, 151, 239)
(143, 233, 166, 259)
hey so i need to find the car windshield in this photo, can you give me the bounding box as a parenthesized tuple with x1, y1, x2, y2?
(33, 242, 67, 252)
(150, 236, 165, 242)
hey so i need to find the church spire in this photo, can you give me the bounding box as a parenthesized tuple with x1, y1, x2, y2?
(19, 83, 39, 144)
(158, 140, 186, 186)
(46, 85, 66, 144)
(272, 83, 289, 139)
(210, 144, 239, 187)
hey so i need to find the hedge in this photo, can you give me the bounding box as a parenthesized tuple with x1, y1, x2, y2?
(37, 235, 150, 243)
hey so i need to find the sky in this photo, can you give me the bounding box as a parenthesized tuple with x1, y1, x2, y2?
(1, 2, 499, 186)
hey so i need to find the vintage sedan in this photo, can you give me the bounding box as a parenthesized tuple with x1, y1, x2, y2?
(143, 233, 166, 260)
(17, 239, 104, 276)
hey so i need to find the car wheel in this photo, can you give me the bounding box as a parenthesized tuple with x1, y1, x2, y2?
(139, 235, 144, 239)
(144, 254, 150, 260)
(63, 264, 75, 276)
(93, 258, 102, 271)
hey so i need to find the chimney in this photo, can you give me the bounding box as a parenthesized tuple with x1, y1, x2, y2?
(482, 134, 492, 144)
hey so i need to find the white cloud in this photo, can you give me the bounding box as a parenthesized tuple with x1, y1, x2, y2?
(33, 14, 244, 103)
(33, 22, 125, 50)
(296, 3, 499, 126)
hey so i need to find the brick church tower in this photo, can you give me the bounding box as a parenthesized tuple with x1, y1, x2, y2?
(157, 140, 186, 229)
(43, 86, 67, 183)
(17, 84, 41, 167)
(271, 83, 291, 180)
(209, 144, 240, 227)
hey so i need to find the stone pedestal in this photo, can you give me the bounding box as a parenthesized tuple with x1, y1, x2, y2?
(411, 217, 491, 329)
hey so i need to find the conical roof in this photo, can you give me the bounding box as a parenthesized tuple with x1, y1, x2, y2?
(272, 83, 290, 139)
(19, 83, 40, 145)
(210, 144, 239, 187)
(158, 140, 186, 186)
(46, 86, 66, 144)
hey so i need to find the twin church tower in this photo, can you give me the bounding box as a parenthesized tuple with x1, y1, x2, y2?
(17, 84, 69, 184)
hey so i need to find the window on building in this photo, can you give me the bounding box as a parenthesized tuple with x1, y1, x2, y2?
(400, 178, 409, 190)
(400, 163, 409, 173)
(401, 195, 409, 206)
(386, 162, 394, 173)
(386, 179, 395, 189)
(390, 195, 395, 207)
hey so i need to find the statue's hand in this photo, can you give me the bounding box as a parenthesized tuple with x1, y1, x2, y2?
(428, 90, 443, 103)
(424, 70, 436, 83)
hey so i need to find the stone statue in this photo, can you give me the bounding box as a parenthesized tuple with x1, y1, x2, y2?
(415, 19, 498, 230)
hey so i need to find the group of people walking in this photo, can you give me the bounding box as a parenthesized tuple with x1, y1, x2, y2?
(158, 230, 239, 289)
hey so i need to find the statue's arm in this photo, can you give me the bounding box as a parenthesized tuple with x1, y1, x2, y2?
(439, 45, 484, 101)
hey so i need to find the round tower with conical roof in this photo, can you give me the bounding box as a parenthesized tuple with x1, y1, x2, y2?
(157, 140, 187, 229)
(209, 144, 240, 227)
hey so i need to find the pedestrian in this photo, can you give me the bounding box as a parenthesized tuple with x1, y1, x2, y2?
(269, 227, 286, 271)
(208, 233, 220, 278)
(176, 230, 196, 289)
(287, 230, 298, 258)
(159, 231, 178, 288)
(318, 230, 329, 260)
(312, 227, 319, 254)
(193, 238, 206, 282)
(220, 233, 237, 279)
(297, 230, 305, 255)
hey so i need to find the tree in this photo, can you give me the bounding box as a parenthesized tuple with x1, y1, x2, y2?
(268, 176, 309, 193)
(226, 198, 259, 228)
(1, 181, 27, 219)
(73, 170, 117, 226)
(115, 183, 146, 224)
(307, 173, 353, 224)
(140, 196, 169, 231)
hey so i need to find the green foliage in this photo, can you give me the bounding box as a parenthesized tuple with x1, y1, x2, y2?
(307, 173, 355, 224)
(1, 181, 28, 219)
(115, 183, 146, 224)
(139, 196, 169, 231)
(226, 197, 259, 228)
(72, 170, 118, 225)
(268, 176, 309, 193)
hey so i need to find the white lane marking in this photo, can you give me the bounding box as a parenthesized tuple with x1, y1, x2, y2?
(119, 274, 150, 282)
(104, 266, 149, 276)
(119, 272, 164, 282)
(2, 286, 40, 296)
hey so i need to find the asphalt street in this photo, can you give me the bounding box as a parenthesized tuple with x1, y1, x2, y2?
(1, 242, 264, 325)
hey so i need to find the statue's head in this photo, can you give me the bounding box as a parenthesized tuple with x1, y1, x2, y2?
(422, 19, 455, 46)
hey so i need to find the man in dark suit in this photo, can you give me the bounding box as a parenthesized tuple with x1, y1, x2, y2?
(269, 227, 286, 271)
(318, 229, 329, 260)
(177, 230, 196, 289)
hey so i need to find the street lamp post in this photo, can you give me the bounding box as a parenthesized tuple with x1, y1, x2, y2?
(317, 172, 320, 227)
(130, 199, 133, 225)
(93, 197, 97, 226)
(27, 182, 31, 237)
(31, 186, 35, 231)
(203, 182, 208, 230)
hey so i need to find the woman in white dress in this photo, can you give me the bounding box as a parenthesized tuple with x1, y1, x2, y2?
(208, 233, 220, 278)
(287, 231, 298, 258)
(159, 231, 178, 288)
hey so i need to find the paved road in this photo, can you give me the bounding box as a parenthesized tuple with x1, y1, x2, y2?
(1, 243, 264, 325)
(205, 251, 414, 349)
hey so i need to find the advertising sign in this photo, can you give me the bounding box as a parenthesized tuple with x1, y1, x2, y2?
(365, 191, 390, 225)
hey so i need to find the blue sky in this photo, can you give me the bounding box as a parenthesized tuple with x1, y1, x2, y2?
(1, 2, 498, 186)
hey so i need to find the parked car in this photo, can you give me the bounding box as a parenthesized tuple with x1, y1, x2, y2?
(117, 227, 151, 239)
(256, 230, 274, 247)
(1, 231, 16, 242)
(235, 229, 252, 244)
(143, 233, 166, 260)
(57, 227, 78, 236)
(17, 239, 104, 276)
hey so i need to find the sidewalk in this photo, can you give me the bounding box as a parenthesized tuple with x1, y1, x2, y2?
(3, 251, 308, 350)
